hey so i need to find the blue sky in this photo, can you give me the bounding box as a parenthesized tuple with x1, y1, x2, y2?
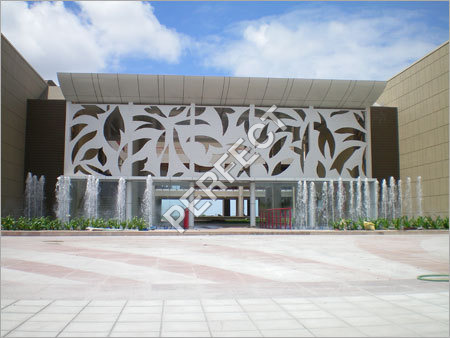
(2, 1, 448, 82)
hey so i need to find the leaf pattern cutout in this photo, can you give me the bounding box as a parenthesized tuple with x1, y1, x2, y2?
(71, 124, 88, 140)
(132, 138, 151, 155)
(354, 112, 365, 129)
(347, 166, 359, 178)
(195, 136, 221, 152)
(362, 148, 367, 175)
(215, 107, 234, 135)
(74, 165, 90, 175)
(269, 136, 287, 158)
(81, 148, 99, 161)
(72, 131, 97, 163)
(330, 110, 349, 117)
(330, 146, 360, 174)
(173, 129, 189, 169)
(73, 105, 105, 119)
(271, 161, 291, 176)
(316, 161, 326, 178)
(314, 114, 335, 158)
(156, 132, 166, 156)
(237, 166, 250, 177)
(104, 106, 124, 147)
(87, 164, 111, 176)
(144, 106, 166, 118)
(294, 109, 306, 121)
(335, 127, 365, 142)
(134, 115, 164, 131)
(168, 106, 185, 117)
(195, 107, 206, 116)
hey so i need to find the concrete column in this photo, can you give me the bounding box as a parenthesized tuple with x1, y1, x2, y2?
(250, 182, 256, 227)
(189, 182, 195, 229)
(238, 186, 244, 217)
(223, 199, 231, 216)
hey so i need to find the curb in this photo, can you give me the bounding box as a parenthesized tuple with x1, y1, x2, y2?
(1, 229, 448, 236)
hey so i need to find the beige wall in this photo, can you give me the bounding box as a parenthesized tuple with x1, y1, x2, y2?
(1, 35, 48, 216)
(377, 41, 449, 217)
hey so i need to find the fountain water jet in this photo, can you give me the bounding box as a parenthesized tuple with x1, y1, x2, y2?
(356, 177, 362, 219)
(397, 179, 403, 218)
(328, 180, 335, 222)
(309, 182, 316, 228)
(364, 178, 370, 219)
(24, 172, 45, 218)
(55, 176, 71, 223)
(374, 180, 379, 219)
(388, 177, 397, 219)
(116, 177, 126, 222)
(381, 179, 388, 219)
(321, 182, 329, 227)
(416, 176, 423, 217)
(142, 175, 154, 226)
(83, 176, 99, 219)
(302, 180, 308, 228)
(337, 178, 344, 220)
(404, 177, 412, 217)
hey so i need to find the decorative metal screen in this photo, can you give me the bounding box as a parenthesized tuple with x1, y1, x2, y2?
(65, 103, 370, 179)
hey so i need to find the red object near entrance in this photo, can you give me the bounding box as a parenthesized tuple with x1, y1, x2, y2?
(259, 208, 292, 229)
(183, 208, 189, 229)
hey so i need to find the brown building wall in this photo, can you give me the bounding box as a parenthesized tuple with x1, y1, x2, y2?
(25, 100, 66, 215)
(370, 107, 399, 182)
(1, 35, 48, 216)
(376, 41, 449, 217)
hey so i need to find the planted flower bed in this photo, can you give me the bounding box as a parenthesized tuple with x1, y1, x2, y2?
(332, 216, 449, 230)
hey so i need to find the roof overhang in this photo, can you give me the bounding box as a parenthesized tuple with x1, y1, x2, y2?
(57, 73, 386, 109)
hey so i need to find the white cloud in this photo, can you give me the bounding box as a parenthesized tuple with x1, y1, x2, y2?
(1, 1, 184, 81)
(204, 8, 446, 80)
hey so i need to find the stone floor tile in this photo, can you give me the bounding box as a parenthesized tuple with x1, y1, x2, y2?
(41, 306, 82, 314)
(2, 305, 44, 313)
(254, 319, 304, 330)
(73, 313, 119, 322)
(238, 298, 275, 305)
(13, 300, 52, 307)
(1, 331, 8, 337)
(127, 300, 163, 307)
(7, 331, 59, 337)
(342, 316, 391, 326)
(201, 299, 237, 306)
(208, 319, 256, 331)
(79, 306, 122, 314)
(0, 321, 21, 331)
(327, 308, 373, 318)
(247, 311, 292, 320)
(240, 304, 281, 312)
(27, 313, 76, 322)
(162, 321, 209, 332)
(406, 322, 450, 336)
(58, 332, 110, 337)
(203, 305, 242, 313)
(212, 330, 262, 337)
(310, 327, 367, 337)
(110, 332, 160, 337)
(205, 312, 249, 321)
(122, 306, 162, 314)
(384, 313, 437, 324)
(261, 329, 314, 337)
(273, 298, 312, 304)
(118, 313, 161, 322)
(413, 304, 448, 314)
(299, 317, 349, 329)
(0, 312, 33, 322)
(52, 300, 89, 307)
(89, 300, 127, 307)
(15, 321, 68, 331)
(279, 303, 321, 312)
(165, 299, 200, 306)
(1, 300, 16, 308)
(357, 324, 421, 337)
(289, 309, 334, 319)
(63, 321, 114, 332)
(113, 322, 161, 332)
(164, 305, 203, 313)
(423, 311, 450, 322)
(163, 312, 206, 321)
(161, 331, 210, 337)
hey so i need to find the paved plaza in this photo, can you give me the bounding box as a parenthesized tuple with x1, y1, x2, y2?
(1, 234, 448, 337)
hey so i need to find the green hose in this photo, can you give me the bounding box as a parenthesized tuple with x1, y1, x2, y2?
(417, 274, 449, 282)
